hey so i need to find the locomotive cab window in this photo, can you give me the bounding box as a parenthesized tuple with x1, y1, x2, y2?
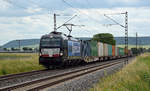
(40, 37, 61, 47)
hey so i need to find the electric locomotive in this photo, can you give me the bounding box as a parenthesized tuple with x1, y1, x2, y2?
(39, 31, 82, 68)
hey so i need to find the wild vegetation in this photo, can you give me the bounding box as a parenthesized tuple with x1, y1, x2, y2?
(90, 53, 150, 91)
(0, 53, 44, 76)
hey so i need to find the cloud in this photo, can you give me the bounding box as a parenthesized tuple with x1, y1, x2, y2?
(25, 7, 42, 13)
(0, 0, 150, 45)
(0, 0, 149, 18)
(109, 0, 140, 3)
(60, 7, 150, 37)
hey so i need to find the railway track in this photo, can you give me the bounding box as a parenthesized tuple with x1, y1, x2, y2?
(0, 58, 126, 91)
(0, 69, 47, 81)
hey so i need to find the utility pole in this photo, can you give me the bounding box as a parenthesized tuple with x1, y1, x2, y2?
(104, 11, 128, 63)
(16, 40, 21, 52)
(104, 12, 128, 52)
(125, 12, 128, 57)
(51, 13, 83, 37)
(136, 32, 138, 55)
(54, 13, 57, 32)
(52, 13, 77, 32)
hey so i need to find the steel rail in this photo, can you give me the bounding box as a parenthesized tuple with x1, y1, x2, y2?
(0, 69, 47, 81)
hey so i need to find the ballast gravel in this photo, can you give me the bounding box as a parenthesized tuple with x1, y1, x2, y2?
(44, 60, 132, 91)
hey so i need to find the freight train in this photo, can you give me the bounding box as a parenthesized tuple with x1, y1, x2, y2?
(39, 31, 132, 68)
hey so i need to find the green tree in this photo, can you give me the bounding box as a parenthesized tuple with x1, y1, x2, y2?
(23, 47, 33, 51)
(28, 48, 33, 51)
(23, 47, 28, 51)
(92, 33, 116, 45)
(11, 47, 16, 51)
(3, 48, 8, 51)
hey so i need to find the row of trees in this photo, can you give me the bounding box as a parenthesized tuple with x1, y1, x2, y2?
(92, 33, 116, 45)
(131, 47, 148, 55)
(3, 47, 39, 52)
(92, 33, 150, 55)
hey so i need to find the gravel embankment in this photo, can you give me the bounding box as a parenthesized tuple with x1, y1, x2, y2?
(43, 59, 133, 91)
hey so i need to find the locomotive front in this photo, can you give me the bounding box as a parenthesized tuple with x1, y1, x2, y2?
(39, 32, 64, 68)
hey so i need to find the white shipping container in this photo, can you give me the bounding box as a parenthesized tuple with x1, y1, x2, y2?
(98, 42, 103, 57)
(103, 43, 108, 56)
(115, 46, 118, 56)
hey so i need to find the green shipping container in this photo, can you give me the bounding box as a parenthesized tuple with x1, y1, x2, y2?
(108, 44, 112, 56)
(90, 41, 98, 56)
(115, 46, 118, 56)
(118, 47, 124, 55)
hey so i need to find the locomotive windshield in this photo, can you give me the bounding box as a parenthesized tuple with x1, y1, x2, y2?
(40, 37, 61, 47)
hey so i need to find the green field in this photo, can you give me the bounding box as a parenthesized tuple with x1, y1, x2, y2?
(90, 53, 150, 91)
(0, 53, 44, 76)
(118, 45, 150, 49)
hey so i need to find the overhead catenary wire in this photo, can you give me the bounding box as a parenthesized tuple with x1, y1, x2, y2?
(104, 14, 125, 28)
(83, 0, 126, 27)
(56, 15, 77, 30)
(4, 0, 127, 37)
(5, 0, 102, 31)
(62, 0, 102, 24)
(61, 0, 107, 34)
(2, 0, 104, 39)
(84, 0, 123, 22)
(62, 0, 124, 35)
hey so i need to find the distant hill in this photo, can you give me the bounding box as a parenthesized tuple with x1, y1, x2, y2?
(79, 37, 150, 45)
(115, 37, 150, 45)
(1, 37, 150, 48)
(2, 39, 40, 48)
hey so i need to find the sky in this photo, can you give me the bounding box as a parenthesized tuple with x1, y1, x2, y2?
(0, 0, 150, 45)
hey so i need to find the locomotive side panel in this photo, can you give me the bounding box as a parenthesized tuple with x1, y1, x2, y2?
(67, 40, 81, 60)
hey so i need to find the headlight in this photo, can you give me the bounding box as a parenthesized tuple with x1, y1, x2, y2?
(60, 53, 63, 56)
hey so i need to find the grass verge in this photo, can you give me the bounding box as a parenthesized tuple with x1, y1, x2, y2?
(0, 53, 44, 76)
(90, 53, 150, 91)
